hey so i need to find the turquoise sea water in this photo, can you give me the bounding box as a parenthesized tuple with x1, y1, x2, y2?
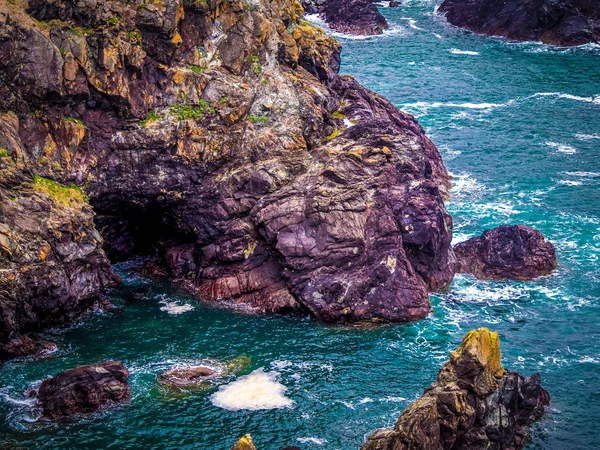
(2, 1, 600, 448)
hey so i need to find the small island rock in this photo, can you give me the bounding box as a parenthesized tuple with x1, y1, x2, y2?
(454, 225, 557, 280)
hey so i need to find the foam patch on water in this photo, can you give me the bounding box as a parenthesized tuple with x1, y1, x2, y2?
(449, 48, 480, 55)
(533, 92, 600, 105)
(546, 141, 577, 154)
(575, 133, 600, 141)
(449, 172, 485, 199)
(210, 369, 293, 411)
(159, 301, 194, 314)
(566, 171, 600, 178)
(558, 180, 583, 186)
(298, 437, 328, 445)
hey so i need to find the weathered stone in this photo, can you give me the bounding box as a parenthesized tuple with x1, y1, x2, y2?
(362, 328, 550, 450)
(37, 361, 130, 419)
(454, 225, 557, 280)
(302, 0, 389, 36)
(439, 0, 600, 46)
(231, 434, 256, 450)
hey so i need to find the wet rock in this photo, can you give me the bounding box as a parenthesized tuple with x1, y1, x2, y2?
(454, 225, 557, 280)
(389, 1, 400, 7)
(362, 328, 550, 450)
(324, 0, 389, 35)
(0, 0, 454, 345)
(38, 361, 130, 419)
(439, 0, 600, 46)
(159, 366, 217, 389)
(158, 356, 251, 391)
(231, 435, 256, 450)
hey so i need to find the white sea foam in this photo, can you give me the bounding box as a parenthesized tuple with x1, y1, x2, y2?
(449, 48, 480, 55)
(304, 14, 408, 40)
(400, 17, 425, 31)
(575, 133, 600, 141)
(565, 171, 600, 178)
(558, 180, 583, 186)
(449, 172, 485, 198)
(210, 369, 293, 411)
(159, 301, 194, 314)
(297, 437, 329, 445)
(532, 92, 600, 104)
(546, 141, 577, 154)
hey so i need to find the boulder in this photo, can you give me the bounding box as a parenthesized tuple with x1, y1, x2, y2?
(37, 361, 130, 419)
(159, 366, 217, 389)
(454, 225, 557, 280)
(362, 328, 550, 450)
(439, 0, 600, 46)
(325, 0, 389, 35)
(231, 435, 257, 450)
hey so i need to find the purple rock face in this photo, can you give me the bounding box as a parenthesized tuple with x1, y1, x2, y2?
(454, 225, 558, 280)
(37, 361, 130, 419)
(439, 0, 600, 46)
(325, 0, 389, 35)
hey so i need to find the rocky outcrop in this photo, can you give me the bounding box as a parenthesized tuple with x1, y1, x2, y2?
(454, 225, 557, 280)
(439, 0, 600, 46)
(159, 355, 251, 390)
(362, 328, 550, 450)
(0, 0, 454, 355)
(35, 361, 130, 419)
(302, 0, 389, 36)
(231, 435, 257, 450)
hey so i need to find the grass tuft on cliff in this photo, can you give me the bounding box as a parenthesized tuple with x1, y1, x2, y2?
(32, 175, 87, 208)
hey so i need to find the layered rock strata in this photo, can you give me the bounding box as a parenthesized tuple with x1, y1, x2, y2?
(35, 361, 130, 419)
(454, 225, 557, 280)
(439, 0, 600, 46)
(0, 0, 454, 358)
(362, 328, 550, 450)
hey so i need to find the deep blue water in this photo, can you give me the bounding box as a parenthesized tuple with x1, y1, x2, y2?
(1, 1, 599, 449)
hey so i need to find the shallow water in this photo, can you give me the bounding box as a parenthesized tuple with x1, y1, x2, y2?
(1, 1, 600, 449)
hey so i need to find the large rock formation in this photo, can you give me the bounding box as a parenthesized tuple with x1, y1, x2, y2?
(36, 361, 130, 419)
(454, 225, 557, 280)
(362, 328, 550, 450)
(302, 0, 389, 36)
(439, 0, 600, 46)
(0, 0, 454, 357)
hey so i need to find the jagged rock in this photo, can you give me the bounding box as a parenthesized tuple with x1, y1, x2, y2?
(362, 328, 550, 450)
(324, 0, 389, 35)
(389, 1, 400, 7)
(37, 361, 130, 419)
(231, 434, 256, 450)
(454, 225, 557, 280)
(439, 0, 600, 46)
(0, 0, 454, 352)
(158, 355, 251, 390)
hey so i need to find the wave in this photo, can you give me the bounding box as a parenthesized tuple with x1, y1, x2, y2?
(558, 180, 583, 186)
(449, 48, 480, 55)
(565, 171, 600, 178)
(532, 92, 600, 105)
(546, 141, 577, 154)
(575, 133, 600, 141)
(297, 437, 328, 445)
(158, 299, 194, 314)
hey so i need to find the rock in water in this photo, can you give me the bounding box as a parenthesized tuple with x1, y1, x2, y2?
(37, 361, 130, 419)
(362, 328, 550, 450)
(439, 0, 600, 46)
(454, 225, 557, 280)
(324, 0, 389, 35)
(231, 435, 256, 450)
(0, 0, 454, 350)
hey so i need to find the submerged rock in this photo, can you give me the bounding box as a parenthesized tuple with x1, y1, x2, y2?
(37, 361, 130, 419)
(362, 328, 550, 450)
(324, 0, 389, 35)
(439, 0, 600, 46)
(454, 225, 557, 280)
(158, 356, 251, 391)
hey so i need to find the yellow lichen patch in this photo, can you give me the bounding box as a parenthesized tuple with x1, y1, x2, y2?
(452, 328, 505, 379)
(331, 111, 345, 119)
(39, 242, 51, 262)
(230, 434, 256, 450)
(32, 175, 87, 209)
(243, 241, 257, 259)
(172, 70, 185, 85)
(171, 31, 183, 46)
(323, 129, 341, 143)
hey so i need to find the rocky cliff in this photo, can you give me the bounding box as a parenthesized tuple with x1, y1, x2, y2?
(439, 0, 600, 46)
(0, 0, 454, 358)
(362, 328, 550, 450)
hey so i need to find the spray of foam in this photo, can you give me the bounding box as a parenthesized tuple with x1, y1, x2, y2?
(210, 369, 293, 411)
(159, 301, 194, 314)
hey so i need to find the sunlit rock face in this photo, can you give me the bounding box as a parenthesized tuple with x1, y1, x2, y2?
(0, 0, 455, 358)
(362, 328, 550, 450)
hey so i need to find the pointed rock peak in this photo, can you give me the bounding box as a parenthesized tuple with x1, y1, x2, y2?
(231, 434, 256, 450)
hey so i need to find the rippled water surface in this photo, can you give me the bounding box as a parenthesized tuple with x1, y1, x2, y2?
(2, 1, 600, 448)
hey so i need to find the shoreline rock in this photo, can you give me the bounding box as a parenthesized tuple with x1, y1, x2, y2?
(36, 361, 130, 419)
(361, 328, 550, 450)
(302, 0, 389, 36)
(454, 225, 557, 280)
(439, 0, 600, 46)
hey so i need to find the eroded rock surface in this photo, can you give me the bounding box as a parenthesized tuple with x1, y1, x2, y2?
(0, 0, 454, 357)
(231, 435, 257, 450)
(439, 0, 600, 46)
(36, 361, 130, 419)
(362, 328, 550, 450)
(302, 0, 389, 35)
(454, 225, 557, 280)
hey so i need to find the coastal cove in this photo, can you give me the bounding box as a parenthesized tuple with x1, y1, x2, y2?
(1, 1, 600, 449)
